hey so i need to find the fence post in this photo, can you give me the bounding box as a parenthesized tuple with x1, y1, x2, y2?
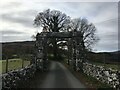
(22, 59, 24, 68)
(6, 57, 8, 73)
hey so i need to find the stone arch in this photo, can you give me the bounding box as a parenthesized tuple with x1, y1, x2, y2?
(35, 31, 87, 71)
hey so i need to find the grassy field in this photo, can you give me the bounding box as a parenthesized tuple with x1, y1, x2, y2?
(90, 62, 120, 70)
(0, 58, 30, 74)
(64, 58, 120, 71)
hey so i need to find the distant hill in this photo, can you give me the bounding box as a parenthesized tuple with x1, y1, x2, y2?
(88, 50, 120, 64)
(110, 50, 120, 54)
(2, 41, 119, 63)
(2, 41, 35, 46)
(2, 41, 35, 59)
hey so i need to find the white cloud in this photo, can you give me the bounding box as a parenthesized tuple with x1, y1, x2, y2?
(0, 1, 118, 52)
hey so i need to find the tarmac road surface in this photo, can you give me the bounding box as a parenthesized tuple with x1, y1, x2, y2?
(40, 61, 86, 88)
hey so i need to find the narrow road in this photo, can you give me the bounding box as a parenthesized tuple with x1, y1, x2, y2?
(40, 61, 86, 88)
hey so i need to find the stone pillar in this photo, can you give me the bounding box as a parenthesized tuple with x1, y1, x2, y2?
(35, 33, 44, 70)
(72, 31, 77, 71)
(42, 34, 48, 71)
(67, 38, 72, 65)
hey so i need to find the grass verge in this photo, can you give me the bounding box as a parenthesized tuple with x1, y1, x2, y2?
(61, 61, 112, 89)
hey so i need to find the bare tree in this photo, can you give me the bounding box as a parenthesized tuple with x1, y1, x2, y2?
(34, 9, 70, 32)
(34, 9, 71, 59)
(69, 18, 99, 61)
(70, 18, 99, 51)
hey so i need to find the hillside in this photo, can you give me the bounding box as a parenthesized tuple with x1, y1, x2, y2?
(1, 41, 119, 63)
(2, 41, 35, 59)
(88, 51, 120, 64)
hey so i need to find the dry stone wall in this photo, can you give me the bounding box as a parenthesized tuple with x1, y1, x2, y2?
(2, 64, 36, 89)
(82, 62, 120, 89)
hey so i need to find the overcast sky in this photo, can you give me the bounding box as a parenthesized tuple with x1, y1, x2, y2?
(0, 0, 119, 52)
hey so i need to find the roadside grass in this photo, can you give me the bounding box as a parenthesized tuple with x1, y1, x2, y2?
(62, 61, 111, 89)
(0, 58, 30, 74)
